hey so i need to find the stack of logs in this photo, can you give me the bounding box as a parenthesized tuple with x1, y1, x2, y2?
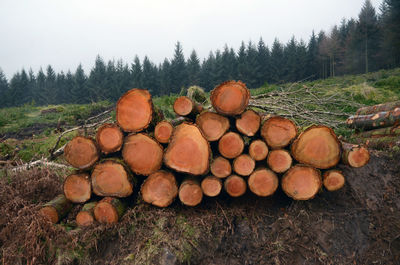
(40, 80, 370, 226)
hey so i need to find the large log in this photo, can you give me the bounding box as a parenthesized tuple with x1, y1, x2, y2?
(178, 178, 203, 206)
(291, 125, 341, 169)
(341, 142, 370, 168)
(233, 154, 255, 176)
(76, 201, 97, 227)
(141, 170, 178, 207)
(39, 195, 73, 224)
(346, 108, 400, 130)
(323, 170, 345, 191)
(248, 168, 278, 197)
(196, 111, 230, 141)
(96, 123, 124, 154)
(94, 197, 126, 224)
(173, 96, 203, 117)
(63, 173, 91, 203)
(281, 164, 322, 200)
(224, 175, 247, 197)
(356, 101, 400, 115)
(267, 149, 292, 173)
(236, 109, 261, 136)
(64, 136, 99, 169)
(218, 132, 244, 159)
(248, 140, 269, 161)
(122, 133, 163, 176)
(260, 116, 297, 149)
(91, 159, 134, 197)
(210, 156, 232, 179)
(355, 125, 400, 138)
(201, 176, 222, 197)
(154, 121, 174, 144)
(164, 123, 210, 175)
(210, 80, 250, 116)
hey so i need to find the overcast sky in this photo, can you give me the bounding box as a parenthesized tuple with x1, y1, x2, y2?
(0, 0, 382, 78)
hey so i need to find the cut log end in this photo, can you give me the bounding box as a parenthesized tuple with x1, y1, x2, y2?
(267, 149, 293, 173)
(179, 179, 203, 206)
(261, 116, 297, 149)
(282, 165, 322, 200)
(323, 170, 345, 191)
(40, 206, 59, 224)
(173, 96, 201, 116)
(141, 170, 178, 207)
(248, 168, 278, 197)
(218, 132, 244, 159)
(39, 195, 72, 224)
(94, 197, 125, 224)
(201, 176, 222, 197)
(211, 80, 250, 116)
(196, 111, 230, 141)
(154, 121, 174, 144)
(233, 154, 255, 176)
(224, 175, 247, 197)
(96, 123, 124, 154)
(76, 211, 94, 226)
(64, 136, 99, 169)
(236, 109, 261, 136)
(122, 133, 163, 176)
(210, 156, 232, 179)
(249, 140, 269, 161)
(63, 173, 91, 203)
(341, 142, 370, 168)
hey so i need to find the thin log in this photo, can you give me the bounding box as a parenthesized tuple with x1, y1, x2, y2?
(63, 173, 91, 203)
(346, 108, 400, 130)
(210, 156, 232, 179)
(173, 96, 203, 117)
(141, 170, 178, 207)
(323, 170, 345, 191)
(356, 101, 400, 115)
(248, 140, 269, 161)
(224, 175, 247, 197)
(96, 123, 124, 154)
(350, 135, 400, 150)
(267, 149, 293, 173)
(260, 116, 297, 149)
(201, 176, 223, 197)
(235, 109, 261, 136)
(179, 178, 203, 206)
(195, 111, 230, 141)
(218, 132, 244, 159)
(64, 136, 100, 170)
(210, 80, 250, 116)
(154, 121, 174, 144)
(76, 201, 97, 227)
(94, 197, 126, 224)
(233, 154, 255, 176)
(39, 195, 73, 224)
(341, 142, 370, 168)
(355, 125, 400, 138)
(248, 168, 278, 197)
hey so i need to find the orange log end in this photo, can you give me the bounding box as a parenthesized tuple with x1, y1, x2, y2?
(39, 206, 59, 224)
(210, 81, 250, 116)
(141, 170, 178, 207)
(173, 96, 195, 116)
(201, 176, 222, 197)
(218, 132, 244, 159)
(323, 170, 345, 191)
(64, 136, 99, 169)
(236, 109, 261, 136)
(281, 165, 322, 200)
(179, 179, 203, 206)
(267, 149, 293, 173)
(210, 156, 232, 179)
(76, 211, 94, 226)
(233, 154, 255, 176)
(196, 111, 230, 141)
(63, 173, 91, 203)
(94, 198, 119, 224)
(261, 116, 297, 149)
(154, 121, 174, 144)
(249, 140, 269, 161)
(348, 147, 370, 168)
(248, 168, 278, 197)
(224, 175, 247, 197)
(96, 123, 124, 154)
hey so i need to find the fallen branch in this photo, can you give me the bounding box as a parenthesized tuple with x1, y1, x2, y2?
(10, 158, 70, 172)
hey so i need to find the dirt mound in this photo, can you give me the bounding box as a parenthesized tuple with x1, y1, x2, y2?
(1, 151, 399, 264)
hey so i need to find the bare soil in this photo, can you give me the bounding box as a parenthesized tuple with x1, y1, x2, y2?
(0, 150, 399, 265)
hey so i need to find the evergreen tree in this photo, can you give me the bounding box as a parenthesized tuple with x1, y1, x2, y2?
(45, 65, 57, 104)
(35, 68, 46, 105)
(72, 64, 88, 104)
(380, 0, 400, 67)
(88, 55, 108, 101)
(237, 41, 248, 83)
(142, 56, 159, 95)
(131, 56, 143, 88)
(170, 41, 187, 93)
(199, 52, 216, 91)
(307, 31, 319, 79)
(187, 50, 201, 86)
(257, 38, 271, 85)
(160, 59, 172, 95)
(270, 38, 284, 82)
(0, 68, 9, 107)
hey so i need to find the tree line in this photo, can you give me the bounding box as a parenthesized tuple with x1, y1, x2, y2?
(0, 0, 399, 107)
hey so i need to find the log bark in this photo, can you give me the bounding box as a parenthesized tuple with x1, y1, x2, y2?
(248, 168, 278, 197)
(260, 116, 297, 149)
(281, 164, 322, 200)
(122, 133, 163, 176)
(224, 175, 247, 197)
(233, 154, 255, 176)
(76, 201, 97, 226)
(355, 101, 400, 115)
(341, 142, 370, 168)
(355, 125, 400, 138)
(164, 123, 210, 175)
(154, 121, 174, 144)
(346, 108, 400, 130)
(210, 80, 250, 116)
(91, 159, 134, 197)
(267, 149, 293, 173)
(210, 156, 232, 179)
(323, 170, 345, 191)
(195, 111, 230, 141)
(173, 96, 203, 117)
(64, 136, 99, 170)
(178, 178, 203, 206)
(218, 132, 244, 159)
(63, 173, 91, 203)
(248, 140, 269, 161)
(141, 170, 178, 207)
(350, 136, 400, 150)
(201, 176, 222, 197)
(235, 109, 261, 137)
(96, 123, 124, 154)
(94, 197, 126, 224)
(291, 125, 341, 169)
(39, 195, 73, 224)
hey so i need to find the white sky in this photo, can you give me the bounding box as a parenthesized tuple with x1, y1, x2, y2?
(0, 0, 382, 78)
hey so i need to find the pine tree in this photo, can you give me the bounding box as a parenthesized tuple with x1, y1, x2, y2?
(187, 50, 201, 86)
(88, 55, 108, 101)
(160, 59, 172, 95)
(131, 56, 143, 88)
(45, 65, 57, 104)
(0, 68, 9, 107)
(72, 64, 88, 104)
(170, 41, 187, 93)
(142, 56, 159, 95)
(270, 38, 284, 83)
(199, 52, 216, 91)
(257, 38, 271, 85)
(307, 31, 319, 79)
(380, 0, 400, 67)
(237, 41, 248, 83)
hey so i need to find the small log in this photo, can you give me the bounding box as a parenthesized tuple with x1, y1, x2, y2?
(210, 80, 250, 116)
(356, 101, 400, 115)
(248, 168, 278, 197)
(218, 132, 244, 159)
(94, 197, 126, 224)
(141, 170, 178, 207)
(291, 125, 341, 169)
(346, 108, 400, 130)
(210, 156, 232, 179)
(260, 116, 297, 149)
(154, 121, 174, 144)
(341, 142, 370, 168)
(224, 175, 247, 197)
(76, 201, 97, 227)
(63, 173, 91, 203)
(91, 159, 134, 197)
(323, 170, 345, 191)
(122, 133, 163, 176)
(173, 96, 203, 117)
(64, 136, 99, 169)
(267, 149, 293, 173)
(233, 154, 255, 176)
(39, 195, 73, 224)
(164, 123, 210, 175)
(355, 125, 400, 138)
(196, 111, 230, 141)
(201, 176, 223, 197)
(96, 123, 124, 154)
(178, 178, 203, 206)
(281, 164, 322, 200)
(235, 109, 261, 137)
(248, 140, 269, 161)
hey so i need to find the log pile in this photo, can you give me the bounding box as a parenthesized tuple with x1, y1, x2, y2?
(40, 81, 371, 226)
